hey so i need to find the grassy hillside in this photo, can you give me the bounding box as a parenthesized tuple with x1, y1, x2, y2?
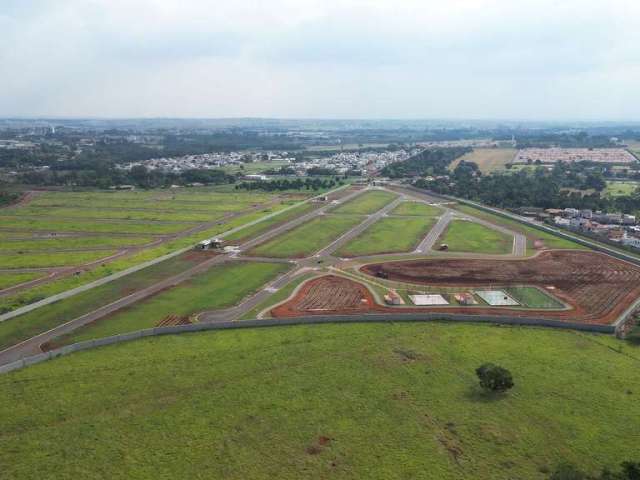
(2, 323, 639, 479)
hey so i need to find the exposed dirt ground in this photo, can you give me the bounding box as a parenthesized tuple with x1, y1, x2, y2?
(272, 251, 640, 325)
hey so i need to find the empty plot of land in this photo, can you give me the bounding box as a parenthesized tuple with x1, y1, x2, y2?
(514, 148, 637, 164)
(410, 294, 448, 305)
(390, 201, 442, 216)
(450, 148, 517, 173)
(0, 235, 154, 252)
(337, 217, 437, 257)
(0, 251, 218, 351)
(52, 261, 289, 346)
(2, 206, 220, 223)
(248, 214, 364, 258)
(331, 190, 397, 215)
(0, 272, 43, 291)
(0, 216, 191, 235)
(605, 181, 640, 197)
(438, 220, 513, 254)
(0, 250, 119, 269)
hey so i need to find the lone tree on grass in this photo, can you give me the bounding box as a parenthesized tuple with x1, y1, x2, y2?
(475, 363, 514, 393)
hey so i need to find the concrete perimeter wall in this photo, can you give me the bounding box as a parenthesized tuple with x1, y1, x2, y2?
(0, 313, 614, 375)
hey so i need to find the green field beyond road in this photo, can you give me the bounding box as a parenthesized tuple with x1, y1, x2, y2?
(331, 190, 397, 215)
(248, 214, 364, 258)
(390, 201, 442, 216)
(337, 216, 436, 256)
(2, 323, 639, 479)
(55, 261, 289, 345)
(439, 220, 513, 254)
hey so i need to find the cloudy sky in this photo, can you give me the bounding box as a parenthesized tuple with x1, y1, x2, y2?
(1, 0, 639, 120)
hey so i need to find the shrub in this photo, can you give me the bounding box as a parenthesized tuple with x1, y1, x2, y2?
(475, 363, 514, 392)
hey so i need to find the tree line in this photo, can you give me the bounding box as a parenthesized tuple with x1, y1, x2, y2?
(381, 147, 471, 178)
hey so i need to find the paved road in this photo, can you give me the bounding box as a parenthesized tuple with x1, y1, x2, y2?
(416, 211, 453, 253)
(316, 194, 405, 257)
(389, 184, 527, 257)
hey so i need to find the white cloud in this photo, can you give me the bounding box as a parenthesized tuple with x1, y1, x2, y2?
(1, 0, 639, 119)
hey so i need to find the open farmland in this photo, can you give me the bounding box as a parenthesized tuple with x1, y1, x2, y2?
(438, 220, 513, 254)
(248, 214, 364, 258)
(449, 148, 516, 173)
(51, 261, 289, 346)
(2, 322, 640, 479)
(337, 216, 436, 257)
(330, 190, 397, 214)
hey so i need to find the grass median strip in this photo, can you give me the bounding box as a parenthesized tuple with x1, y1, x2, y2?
(337, 217, 437, 257)
(0, 250, 120, 269)
(248, 214, 364, 258)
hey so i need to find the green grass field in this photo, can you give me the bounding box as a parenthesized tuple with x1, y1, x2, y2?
(2, 323, 640, 479)
(0, 204, 294, 315)
(0, 235, 153, 252)
(249, 214, 364, 258)
(390, 201, 442, 216)
(224, 203, 317, 243)
(337, 217, 436, 257)
(504, 286, 565, 309)
(0, 250, 119, 269)
(0, 216, 192, 235)
(0, 272, 43, 290)
(453, 204, 587, 252)
(54, 261, 289, 345)
(604, 181, 639, 197)
(439, 220, 513, 254)
(331, 190, 397, 215)
(0, 252, 213, 349)
(3, 206, 221, 222)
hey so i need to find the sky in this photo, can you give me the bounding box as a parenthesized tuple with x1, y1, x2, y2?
(1, 0, 639, 120)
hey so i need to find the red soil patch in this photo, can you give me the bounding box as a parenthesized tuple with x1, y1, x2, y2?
(156, 314, 192, 327)
(272, 251, 640, 325)
(271, 275, 375, 317)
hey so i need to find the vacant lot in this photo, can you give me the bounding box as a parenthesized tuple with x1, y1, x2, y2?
(0, 235, 153, 252)
(0, 251, 216, 350)
(0, 216, 192, 235)
(504, 286, 565, 309)
(452, 204, 586, 252)
(2, 323, 639, 479)
(390, 201, 442, 216)
(0, 250, 119, 269)
(248, 214, 364, 258)
(337, 217, 436, 257)
(224, 202, 316, 243)
(449, 148, 516, 173)
(54, 261, 289, 345)
(0, 272, 43, 291)
(331, 190, 397, 215)
(604, 181, 639, 197)
(438, 220, 512, 254)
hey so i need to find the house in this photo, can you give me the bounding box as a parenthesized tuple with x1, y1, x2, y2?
(580, 209, 593, 219)
(623, 214, 637, 225)
(622, 234, 640, 249)
(564, 208, 580, 218)
(554, 216, 570, 227)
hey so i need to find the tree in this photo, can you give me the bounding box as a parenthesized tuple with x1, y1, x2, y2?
(475, 363, 514, 392)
